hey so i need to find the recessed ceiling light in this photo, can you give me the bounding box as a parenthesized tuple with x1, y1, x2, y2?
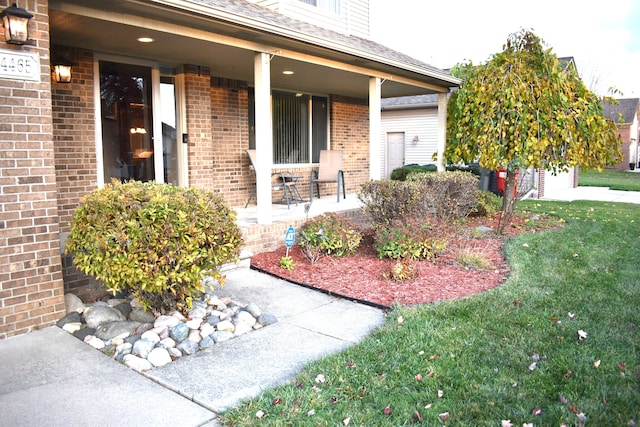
(137, 37, 154, 43)
(282, 70, 294, 75)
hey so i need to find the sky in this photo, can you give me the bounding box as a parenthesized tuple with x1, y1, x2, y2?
(369, 0, 640, 97)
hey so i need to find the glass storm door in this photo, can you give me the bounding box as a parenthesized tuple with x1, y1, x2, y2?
(99, 60, 156, 182)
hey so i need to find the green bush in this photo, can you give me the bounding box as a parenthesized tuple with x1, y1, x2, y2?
(472, 190, 503, 217)
(359, 172, 479, 226)
(299, 213, 361, 257)
(373, 220, 447, 260)
(407, 171, 479, 222)
(358, 179, 422, 226)
(390, 164, 437, 181)
(66, 180, 243, 314)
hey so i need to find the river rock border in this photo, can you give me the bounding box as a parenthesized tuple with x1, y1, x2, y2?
(56, 292, 278, 373)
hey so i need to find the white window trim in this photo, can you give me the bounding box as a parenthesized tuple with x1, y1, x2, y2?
(92, 53, 163, 187)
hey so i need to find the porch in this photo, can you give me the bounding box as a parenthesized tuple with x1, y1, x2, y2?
(235, 193, 365, 256)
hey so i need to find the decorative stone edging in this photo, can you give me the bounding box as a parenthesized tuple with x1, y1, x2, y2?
(56, 291, 277, 373)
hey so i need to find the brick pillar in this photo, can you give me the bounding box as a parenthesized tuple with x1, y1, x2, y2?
(0, 0, 66, 338)
(184, 65, 214, 190)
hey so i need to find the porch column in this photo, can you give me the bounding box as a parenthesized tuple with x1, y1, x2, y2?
(254, 52, 273, 224)
(369, 77, 382, 180)
(436, 92, 447, 172)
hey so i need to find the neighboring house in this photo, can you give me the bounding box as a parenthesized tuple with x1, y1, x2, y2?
(602, 98, 640, 170)
(380, 94, 439, 177)
(0, 0, 459, 338)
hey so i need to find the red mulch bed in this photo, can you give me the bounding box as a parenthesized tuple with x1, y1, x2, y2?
(251, 213, 553, 308)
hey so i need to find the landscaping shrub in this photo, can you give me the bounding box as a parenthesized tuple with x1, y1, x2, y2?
(358, 179, 422, 226)
(407, 171, 479, 222)
(299, 213, 361, 257)
(472, 190, 503, 217)
(390, 164, 437, 181)
(359, 172, 479, 226)
(383, 258, 418, 282)
(66, 180, 243, 314)
(373, 220, 447, 260)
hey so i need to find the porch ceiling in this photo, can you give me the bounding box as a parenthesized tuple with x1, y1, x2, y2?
(49, 1, 450, 98)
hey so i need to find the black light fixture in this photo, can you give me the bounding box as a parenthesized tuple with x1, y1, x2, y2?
(52, 61, 72, 83)
(1, 3, 33, 45)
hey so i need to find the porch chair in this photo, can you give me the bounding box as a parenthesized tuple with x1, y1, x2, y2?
(244, 149, 299, 209)
(310, 150, 346, 202)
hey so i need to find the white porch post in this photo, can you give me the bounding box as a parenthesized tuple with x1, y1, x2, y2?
(436, 92, 447, 172)
(254, 52, 273, 224)
(369, 77, 382, 180)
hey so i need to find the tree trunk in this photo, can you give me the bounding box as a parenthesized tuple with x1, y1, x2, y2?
(498, 170, 518, 233)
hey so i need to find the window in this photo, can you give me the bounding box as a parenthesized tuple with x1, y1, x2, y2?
(249, 89, 328, 164)
(298, 0, 341, 14)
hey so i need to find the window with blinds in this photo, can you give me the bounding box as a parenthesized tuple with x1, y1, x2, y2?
(249, 89, 328, 164)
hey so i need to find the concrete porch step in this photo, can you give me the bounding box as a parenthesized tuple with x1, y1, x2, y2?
(220, 249, 253, 273)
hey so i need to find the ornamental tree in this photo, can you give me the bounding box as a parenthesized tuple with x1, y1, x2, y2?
(445, 29, 622, 231)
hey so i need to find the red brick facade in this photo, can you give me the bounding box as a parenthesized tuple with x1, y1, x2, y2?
(0, 0, 66, 338)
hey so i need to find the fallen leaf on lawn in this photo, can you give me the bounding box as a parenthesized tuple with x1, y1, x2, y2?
(578, 413, 587, 423)
(414, 410, 423, 422)
(272, 397, 282, 405)
(312, 386, 321, 392)
(397, 316, 404, 324)
(343, 417, 351, 426)
(618, 363, 626, 370)
(414, 373, 423, 381)
(501, 420, 513, 427)
(551, 316, 559, 323)
(523, 423, 534, 427)
(255, 410, 265, 419)
(418, 350, 425, 355)
(523, 243, 529, 247)
(577, 330, 588, 340)
(568, 312, 576, 319)
(568, 404, 578, 413)
(439, 412, 450, 422)
(307, 409, 316, 416)
(594, 359, 601, 368)
(531, 408, 542, 415)
(560, 395, 568, 405)
(429, 355, 437, 361)
(424, 403, 432, 409)
(573, 253, 579, 258)
(330, 397, 338, 403)
(531, 353, 540, 362)
(565, 369, 573, 378)
(383, 406, 392, 416)
(528, 362, 537, 371)
(514, 301, 520, 307)
(426, 370, 434, 378)
(315, 374, 325, 383)
(437, 389, 444, 398)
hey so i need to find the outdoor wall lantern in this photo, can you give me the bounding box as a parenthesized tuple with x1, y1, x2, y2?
(52, 62, 72, 83)
(1, 3, 33, 45)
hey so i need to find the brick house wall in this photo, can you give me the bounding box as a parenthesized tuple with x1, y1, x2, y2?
(185, 65, 214, 190)
(0, 0, 66, 338)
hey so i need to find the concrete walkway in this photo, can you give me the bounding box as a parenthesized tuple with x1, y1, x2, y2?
(542, 185, 640, 204)
(0, 269, 386, 426)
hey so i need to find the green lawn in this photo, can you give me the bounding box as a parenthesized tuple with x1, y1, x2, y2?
(221, 200, 640, 426)
(579, 169, 640, 191)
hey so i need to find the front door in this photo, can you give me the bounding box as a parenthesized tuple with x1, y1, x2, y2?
(97, 58, 182, 185)
(386, 132, 405, 178)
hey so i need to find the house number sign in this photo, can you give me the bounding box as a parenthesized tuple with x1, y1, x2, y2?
(0, 48, 40, 82)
